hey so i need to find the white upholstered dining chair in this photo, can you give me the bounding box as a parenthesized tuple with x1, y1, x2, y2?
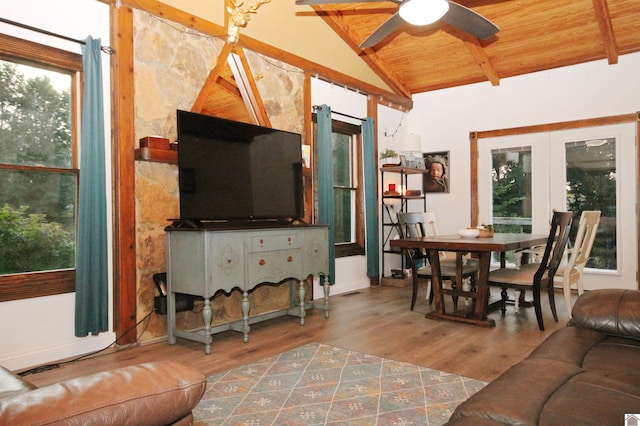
(554, 210, 601, 315)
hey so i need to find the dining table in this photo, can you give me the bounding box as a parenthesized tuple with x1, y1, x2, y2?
(390, 232, 548, 327)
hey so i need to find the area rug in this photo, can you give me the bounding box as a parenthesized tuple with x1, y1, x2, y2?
(193, 342, 486, 425)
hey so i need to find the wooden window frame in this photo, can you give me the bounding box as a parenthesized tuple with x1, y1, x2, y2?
(0, 34, 82, 302)
(313, 116, 365, 258)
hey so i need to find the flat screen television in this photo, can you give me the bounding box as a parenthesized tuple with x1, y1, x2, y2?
(176, 110, 304, 224)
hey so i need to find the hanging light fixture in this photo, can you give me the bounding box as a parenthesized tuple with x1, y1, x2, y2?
(399, 0, 450, 26)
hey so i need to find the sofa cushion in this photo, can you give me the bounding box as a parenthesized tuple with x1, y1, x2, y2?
(570, 289, 640, 339)
(581, 336, 640, 387)
(446, 358, 582, 425)
(528, 326, 606, 366)
(0, 360, 206, 425)
(541, 371, 640, 424)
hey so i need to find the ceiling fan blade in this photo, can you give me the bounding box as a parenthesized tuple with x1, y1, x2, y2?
(442, 1, 499, 39)
(359, 12, 404, 49)
(296, 0, 398, 5)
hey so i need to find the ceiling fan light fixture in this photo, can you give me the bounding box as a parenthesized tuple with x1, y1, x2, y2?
(399, 0, 450, 26)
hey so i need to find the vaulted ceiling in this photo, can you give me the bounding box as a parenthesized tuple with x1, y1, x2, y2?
(301, 0, 640, 98)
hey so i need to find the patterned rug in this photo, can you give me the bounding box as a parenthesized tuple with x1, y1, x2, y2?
(193, 342, 485, 425)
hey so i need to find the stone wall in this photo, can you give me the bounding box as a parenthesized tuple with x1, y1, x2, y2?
(132, 10, 308, 342)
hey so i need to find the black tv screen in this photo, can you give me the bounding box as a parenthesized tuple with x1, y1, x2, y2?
(177, 110, 304, 222)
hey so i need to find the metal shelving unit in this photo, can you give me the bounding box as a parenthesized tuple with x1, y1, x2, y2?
(380, 166, 427, 284)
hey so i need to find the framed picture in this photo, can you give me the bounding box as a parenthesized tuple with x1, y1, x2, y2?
(415, 158, 426, 170)
(423, 151, 450, 193)
(399, 154, 407, 166)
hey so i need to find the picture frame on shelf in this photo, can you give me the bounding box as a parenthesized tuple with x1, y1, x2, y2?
(415, 158, 426, 169)
(399, 154, 407, 166)
(423, 151, 450, 193)
(301, 145, 311, 168)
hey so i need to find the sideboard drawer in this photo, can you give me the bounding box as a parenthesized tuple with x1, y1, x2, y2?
(247, 232, 300, 252)
(248, 249, 301, 284)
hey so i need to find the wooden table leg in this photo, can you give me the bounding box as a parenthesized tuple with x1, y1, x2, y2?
(427, 249, 444, 314)
(474, 252, 493, 323)
(424, 249, 495, 328)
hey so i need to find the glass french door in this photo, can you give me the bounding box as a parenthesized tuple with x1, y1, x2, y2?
(478, 123, 636, 290)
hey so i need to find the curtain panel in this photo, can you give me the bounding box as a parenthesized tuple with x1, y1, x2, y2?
(316, 105, 336, 284)
(75, 36, 108, 337)
(362, 118, 379, 278)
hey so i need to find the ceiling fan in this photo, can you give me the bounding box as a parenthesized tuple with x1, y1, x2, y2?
(295, 0, 500, 49)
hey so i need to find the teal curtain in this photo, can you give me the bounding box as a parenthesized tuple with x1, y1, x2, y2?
(362, 118, 379, 278)
(75, 37, 108, 337)
(316, 105, 335, 284)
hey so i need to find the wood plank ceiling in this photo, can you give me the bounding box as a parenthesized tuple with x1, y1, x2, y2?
(304, 0, 640, 98)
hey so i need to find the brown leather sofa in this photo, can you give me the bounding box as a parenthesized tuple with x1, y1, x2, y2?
(0, 360, 206, 425)
(447, 288, 640, 425)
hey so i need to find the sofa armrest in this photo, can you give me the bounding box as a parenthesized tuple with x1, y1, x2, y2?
(570, 289, 640, 339)
(0, 360, 206, 425)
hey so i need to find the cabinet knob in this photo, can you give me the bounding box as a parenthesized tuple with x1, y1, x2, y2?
(287, 256, 293, 263)
(259, 259, 266, 266)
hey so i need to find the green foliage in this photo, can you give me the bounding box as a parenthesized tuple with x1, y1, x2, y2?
(379, 148, 399, 159)
(0, 204, 74, 274)
(0, 61, 76, 275)
(566, 156, 617, 270)
(491, 153, 532, 234)
(0, 61, 74, 226)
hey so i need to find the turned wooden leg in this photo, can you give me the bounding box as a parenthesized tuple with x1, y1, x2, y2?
(500, 288, 508, 315)
(242, 291, 250, 343)
(202, 298, 213, 354)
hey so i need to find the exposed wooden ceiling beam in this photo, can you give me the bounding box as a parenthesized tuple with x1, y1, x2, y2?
(192, 43, 234, 113)
(459, 32, 500, 86)
(310, 5, 413, 99)
(592, 0, 618, 65)
(216, 75, 243, 98)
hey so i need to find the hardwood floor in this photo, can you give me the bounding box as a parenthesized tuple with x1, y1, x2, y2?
(22, 284, 570, 388)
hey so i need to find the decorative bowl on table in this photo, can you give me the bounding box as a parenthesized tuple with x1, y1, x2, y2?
(459, 228, 480, 239)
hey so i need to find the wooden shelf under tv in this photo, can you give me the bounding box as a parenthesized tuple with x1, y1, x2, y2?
(135, 147, 178, 164)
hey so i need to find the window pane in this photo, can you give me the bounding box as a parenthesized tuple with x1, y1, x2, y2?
(334, 188, 353, 244)
(0, 168, 76, 274)
(566, 139, 616, 270)
(491, 148, 532, 265)
(491, 148, 532, 233)
(332, 133, 351, 187)
(0, 61, 72, 168)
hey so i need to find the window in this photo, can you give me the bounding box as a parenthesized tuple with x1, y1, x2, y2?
(565, 138, 616, 270)
(314, 117, 365, 257)
(0, 34, 82, 301)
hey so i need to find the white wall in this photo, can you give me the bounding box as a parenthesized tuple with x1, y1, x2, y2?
(408, 54, 640, 237)
(0, 0, 113, 371)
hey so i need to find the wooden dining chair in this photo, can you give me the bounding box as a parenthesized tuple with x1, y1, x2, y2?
(397, 212, 480, 311)
(554, 210, 601, 315)
(488, 211, 573, 331)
